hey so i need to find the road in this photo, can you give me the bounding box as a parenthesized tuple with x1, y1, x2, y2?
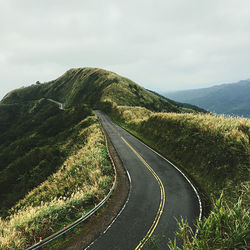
(47, 98, 65, 110)
(89, 111, 201, 249)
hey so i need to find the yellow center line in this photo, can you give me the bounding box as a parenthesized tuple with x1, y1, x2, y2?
(121, 137, 166, 250)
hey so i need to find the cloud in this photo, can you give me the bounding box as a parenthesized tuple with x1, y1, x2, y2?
(1, 0, 250, 98)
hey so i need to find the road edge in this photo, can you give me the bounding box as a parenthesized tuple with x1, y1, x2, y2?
(55, 116, 131, 250)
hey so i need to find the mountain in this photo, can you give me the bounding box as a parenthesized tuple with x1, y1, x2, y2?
(0, 67, 248, 249)
(2, 67, 204, 113)
(148, 89, 208, 113)
(0, 67, 204, 215)
(163, 80, 250, 118)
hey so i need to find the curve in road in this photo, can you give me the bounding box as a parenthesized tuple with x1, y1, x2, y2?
(47, 98, 65, 110)
(122, 136, 166, 250)
(89, 111, 201, 249)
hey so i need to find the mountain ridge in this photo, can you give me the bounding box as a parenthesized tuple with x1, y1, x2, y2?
(1, 67, 205, 113)
(164, 79, 250, 117)
(0, 67, 204, 215)
(0, 67, 249, 249)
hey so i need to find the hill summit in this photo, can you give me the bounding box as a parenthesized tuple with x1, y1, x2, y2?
(0, 67, 248, 249)
(0, 67, 203, 214)
(1, 67, 202, 113)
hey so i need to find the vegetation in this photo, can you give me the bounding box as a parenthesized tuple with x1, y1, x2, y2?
(0, 117, 114, 249)
(169, 183, 249, 249)
(2, 67, 204, 113)
(0, 99, 93, 215)
(3, 67, 197, 248)
(108, 105, 250, 249)
(0, 68, 198, 208)
(2, 67, 245, 249)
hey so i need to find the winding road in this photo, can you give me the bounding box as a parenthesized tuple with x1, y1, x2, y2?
(47, 98, 65, 110)
(89, 111, 201, 249)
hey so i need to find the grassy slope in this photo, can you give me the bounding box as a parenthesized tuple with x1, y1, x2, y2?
(0, 98, 114, 249)
(0, 99, 94, 215)
(0, 67, 202, 249)
(1, 67, 248, 249)
(0, 118, 114, 249)
(109, 105, 250, 249)
(2, 67, 203, 113)
(0, 67, 199, 213)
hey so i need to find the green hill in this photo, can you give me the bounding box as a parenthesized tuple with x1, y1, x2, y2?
(0, 67, 202, 212)
(0, 67, 203, 249)
(109, 106, 249, 249)
(0, 99, 93, 214)
(2, 67, 203, 113)
(1, 67, 248, 249)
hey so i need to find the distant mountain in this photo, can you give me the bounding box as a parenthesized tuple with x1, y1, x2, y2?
(148, 90, 208, 113)
(164, 80, 250, 117)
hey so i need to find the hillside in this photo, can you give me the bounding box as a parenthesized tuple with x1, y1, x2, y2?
(0, 67, 204, 249)
(1, 67, 202, 214)
(1, 67, 248, 249)
(1, 67, 203, 113)
(0, 67, 204, 207)
(110, 105, 249, 249)
(164, 80, 250, 117)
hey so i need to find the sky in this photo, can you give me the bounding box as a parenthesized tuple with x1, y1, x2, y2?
(1, 0, 250, 99)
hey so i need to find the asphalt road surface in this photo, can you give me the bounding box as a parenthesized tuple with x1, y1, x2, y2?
(88, 111, 201, 250)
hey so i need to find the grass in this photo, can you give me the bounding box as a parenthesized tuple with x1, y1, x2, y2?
(2, 67, 205, 114)
(169, 183, 249, 249)
(0, 100, 94, 215)
(1, 67, 247, 248)
(0, 117, 114, 249)
(1, 67, 199, 248)
(109, 105, 250, 249)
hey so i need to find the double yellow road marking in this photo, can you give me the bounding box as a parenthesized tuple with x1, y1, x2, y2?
(121, 137, 166, 249)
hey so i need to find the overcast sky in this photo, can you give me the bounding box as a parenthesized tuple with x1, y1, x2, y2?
(1, 0, 250, 99)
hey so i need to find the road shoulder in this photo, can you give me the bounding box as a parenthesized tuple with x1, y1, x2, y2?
(55, 128, 130, 250)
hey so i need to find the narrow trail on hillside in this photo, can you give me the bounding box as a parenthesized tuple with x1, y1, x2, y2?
(87, 111, 201, 250)
(47, 98, 65, 110)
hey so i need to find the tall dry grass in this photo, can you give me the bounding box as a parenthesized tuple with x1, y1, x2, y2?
(110, 105, 250, 249)
(112, 106, 249, 194)
(0, 116, 113, 249)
